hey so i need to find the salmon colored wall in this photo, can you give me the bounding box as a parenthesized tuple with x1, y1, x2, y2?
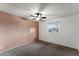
(0, 12, 38, 52)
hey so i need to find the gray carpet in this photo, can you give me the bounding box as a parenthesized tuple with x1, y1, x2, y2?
(0, 40, 79, 56)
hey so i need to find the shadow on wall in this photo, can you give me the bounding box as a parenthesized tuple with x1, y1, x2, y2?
(0, 12, 38, 52)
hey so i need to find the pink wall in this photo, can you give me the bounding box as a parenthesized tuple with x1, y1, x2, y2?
(0, 12, 38, 52)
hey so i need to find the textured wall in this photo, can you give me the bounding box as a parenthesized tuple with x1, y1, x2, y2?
(0, 12, 38, 52)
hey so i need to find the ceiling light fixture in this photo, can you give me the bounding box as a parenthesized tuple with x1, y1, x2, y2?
(30, 12, 46, 22)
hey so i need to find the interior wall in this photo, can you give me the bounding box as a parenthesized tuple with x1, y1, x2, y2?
(0, 12, 38, 52)
(39, 14, 78, 49)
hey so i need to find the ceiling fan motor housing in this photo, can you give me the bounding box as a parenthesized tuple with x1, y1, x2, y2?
(35, 12, 42, 17)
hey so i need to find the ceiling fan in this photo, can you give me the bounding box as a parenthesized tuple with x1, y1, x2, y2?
(30, 12, 46, 22)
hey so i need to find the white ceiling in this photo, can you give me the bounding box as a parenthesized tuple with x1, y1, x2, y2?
(0, 3, 79, 19)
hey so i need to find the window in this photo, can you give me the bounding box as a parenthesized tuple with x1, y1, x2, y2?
(48, 21, 59, 32)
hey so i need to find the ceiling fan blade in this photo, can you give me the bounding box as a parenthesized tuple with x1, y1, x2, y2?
(41, 17, 46, 19)
(30, 15, 35, 17)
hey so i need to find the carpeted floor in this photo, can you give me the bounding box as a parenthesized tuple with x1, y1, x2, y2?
(0, 40, 79, 56)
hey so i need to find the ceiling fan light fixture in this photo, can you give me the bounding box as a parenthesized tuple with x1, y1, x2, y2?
(30, 12, 46, 22)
